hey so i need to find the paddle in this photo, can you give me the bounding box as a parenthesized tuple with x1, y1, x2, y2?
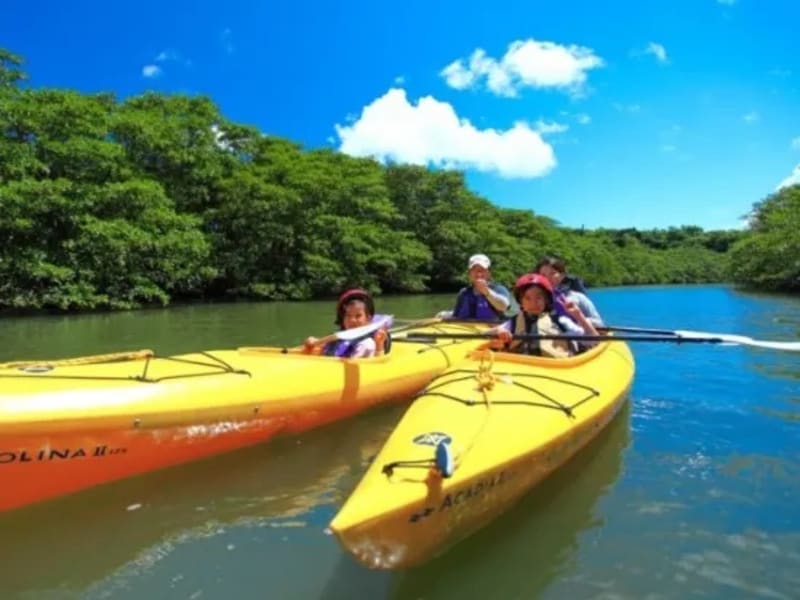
(389, 316, 443, 333)
(600, 325, 800, 351)
(599, 325, 685, 336)
(308, 314, 395, 348)
(391, 316, 503, 329)
(400, 330, 800, 352)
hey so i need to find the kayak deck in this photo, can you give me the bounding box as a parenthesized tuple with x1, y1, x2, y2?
(329, 341, 636, 569)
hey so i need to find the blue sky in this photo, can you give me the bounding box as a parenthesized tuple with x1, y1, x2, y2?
(3, 0, 799, 230)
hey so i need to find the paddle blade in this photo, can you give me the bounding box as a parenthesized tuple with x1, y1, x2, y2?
(335, 314, 394, 341)
(675, 330, 800, 352)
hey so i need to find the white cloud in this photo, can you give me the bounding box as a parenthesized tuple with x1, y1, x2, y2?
(644, 42, 668, 64)
(221, 28, 234, 54)
(777, 164, 800, 190)
(791, 136, 800, 150)
(575, 113, 591, 125)
(335, 88, 557, 179)
(440, 62, 475, 90)
(155, 50, 191, 66)
(743, 111, 760, 124)
(142, 65, 162, 78)
(533, 120, 568, 134)
(142, 50, 190, 78)
(613, 102, 642, 114)
(441, 38, 604, 98)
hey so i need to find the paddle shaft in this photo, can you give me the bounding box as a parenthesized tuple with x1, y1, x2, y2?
(404, 333, 732, 344)
(600, 326, 800, 351)
(599, 325, 679, 336)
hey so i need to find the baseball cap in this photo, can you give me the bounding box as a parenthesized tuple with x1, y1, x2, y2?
(468, 254, 491, 269)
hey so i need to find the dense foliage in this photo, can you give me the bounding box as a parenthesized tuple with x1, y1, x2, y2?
(728, 184, 800, 292)
(1, 49, 750, 311)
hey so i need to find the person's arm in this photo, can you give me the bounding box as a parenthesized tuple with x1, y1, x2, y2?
(480, 282, 510, 313)
(485, 286, 510, 312)
(303, 337, 323, 354)
(373, 330, 387, 357)
(551, 290, 573, 320)
(558, 316, 587, 335)
(488, 319, 514, 349)
(571, 291, 604, 327)
(564, 301, 599, 336)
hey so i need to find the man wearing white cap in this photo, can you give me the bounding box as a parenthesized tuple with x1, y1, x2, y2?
(437, 253, 515, 320)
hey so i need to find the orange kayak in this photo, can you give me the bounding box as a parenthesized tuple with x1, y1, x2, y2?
(0, 319, 490, 512)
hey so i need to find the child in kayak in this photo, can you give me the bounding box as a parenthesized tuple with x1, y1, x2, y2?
(304, 288, 389, 358)
(490, 273, 598, 358)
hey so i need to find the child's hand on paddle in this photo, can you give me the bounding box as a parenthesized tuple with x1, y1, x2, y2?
(373, 329, 387, 356)
(489, 327, 512, 348)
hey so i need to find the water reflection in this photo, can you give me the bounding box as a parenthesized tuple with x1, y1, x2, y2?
(0, 405, 404, 599)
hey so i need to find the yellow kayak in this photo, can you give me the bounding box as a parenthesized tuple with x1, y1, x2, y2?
(0, 319, 489, 513)
(329, 339, 635, 569)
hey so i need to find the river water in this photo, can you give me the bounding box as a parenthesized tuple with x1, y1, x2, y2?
(1, 286, 798, 599)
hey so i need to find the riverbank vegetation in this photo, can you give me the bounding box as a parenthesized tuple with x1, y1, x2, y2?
(728, 184, 800, 292)
(2, 48, 790, 312)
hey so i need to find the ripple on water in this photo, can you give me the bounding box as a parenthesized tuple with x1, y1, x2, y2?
(673, 529, 800, 600)
(633, 501, 688, 515)
(720, 452, 800, 485)
(549, 524, 800, 600)
(80, 511, 314, 600)
(631, 397, 673, 428)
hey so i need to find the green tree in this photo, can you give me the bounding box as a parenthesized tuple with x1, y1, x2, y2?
(729, 184, 800, 291)
(0, 46, 750, 313)
(0, 49, 26, 88)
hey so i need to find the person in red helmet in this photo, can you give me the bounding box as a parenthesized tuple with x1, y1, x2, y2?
(489, 273, 598, 357)
(303, 288, 389, 358)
